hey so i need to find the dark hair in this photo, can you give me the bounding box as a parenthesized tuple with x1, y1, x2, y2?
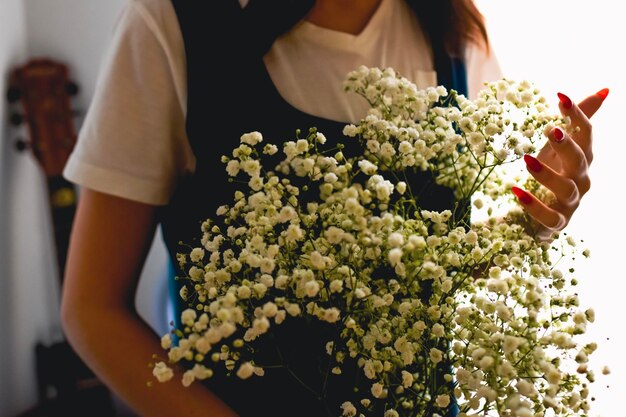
(407, 0, 490, 57)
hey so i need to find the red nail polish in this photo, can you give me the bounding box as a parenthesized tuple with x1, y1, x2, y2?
(511, 186, 533, 205)
(552, 127, 564, 142)
(596, 88, 609, 100)
(524, 154, 542, 172)
(557, 92, 573, 109)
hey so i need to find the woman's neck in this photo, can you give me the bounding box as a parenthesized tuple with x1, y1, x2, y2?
(305, 0, 384, 35)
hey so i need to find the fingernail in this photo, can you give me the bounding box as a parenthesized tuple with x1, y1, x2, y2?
(596, 88, 609, 100)
(552, 127, 564, 143)
(511, 186, 533, 205)
(524, 154, 542, 172)
(557, 92, 573, 109)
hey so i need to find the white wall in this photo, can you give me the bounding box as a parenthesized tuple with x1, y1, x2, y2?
(1, 0, 171, 415)
(23, 0, 126, 111)
(22, 0, 171, 340)
(0, 0, 45, 415)
(477, 1, 624, 416)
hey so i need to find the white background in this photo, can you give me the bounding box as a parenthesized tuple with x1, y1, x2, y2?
(477, 1, 624, 416)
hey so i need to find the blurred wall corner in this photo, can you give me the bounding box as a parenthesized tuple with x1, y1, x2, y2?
(2, 0, 169, 415)
(1, 1, 32, 416)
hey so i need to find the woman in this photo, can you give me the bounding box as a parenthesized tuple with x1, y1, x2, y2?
(60, 0, 605, 416)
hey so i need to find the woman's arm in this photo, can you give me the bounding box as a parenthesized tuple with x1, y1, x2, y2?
(61, 188, 238, 417)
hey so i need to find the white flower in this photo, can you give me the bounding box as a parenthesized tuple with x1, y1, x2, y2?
(252, 283, 268, 298)
(286, 303, 301, 317)
(435, 394, 450, 408)
(262, 302, 278, 318)
(236, 362, 255, 379)
(190, 248, 204, 262)
(401, 370, 413, 388)
(278, 206, 297, 223)
(388, 232, 404, 248)
(182, 370, 195, 387)
(342, 124, 359, 137)
(248, 175, 264, 191)
(429, 348, 443, 364)
(152, 362, 174, 383)
(330, 279, 344, 293)
(226, 160, 240, 176)
(263, 143, 278, 155)
(325, 226, 344, 244)
(323, 307, 341, 323)
(388, 248, 403, 266)
(305, 280, 320, 297)
(340, 401, 357, 417)
(464, 230, 478, 245)
(240, 131, 263, 145)
(237, 285, 251, 299)
(431, 323, 445, 338)
(296, 139, 308, 153)
(195, 337, 211, 354)
(371, 382, 384, 398)
(275, 275, 289, 290)
(516, 379, 535, 397)
(285, 224, 304, 242)
(239, 159, 261, 177)
(503, 335, 522, 355)
(358, 159, 378, 175)
(253, 317, 270, 333)
(309, 251, 326, 269)
(188, 266, 203, 281)
(161, 334, 172, 349)
(260, 258, 276, 273)
(181, 309, 197, 327)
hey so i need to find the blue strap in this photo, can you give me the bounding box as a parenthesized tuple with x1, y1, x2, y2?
(450, 57, 469, 97)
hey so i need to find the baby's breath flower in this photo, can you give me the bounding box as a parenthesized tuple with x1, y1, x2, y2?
(152, 362, 174, 383)
(155, 67, 597, 417)
(240, 131, 263, 146)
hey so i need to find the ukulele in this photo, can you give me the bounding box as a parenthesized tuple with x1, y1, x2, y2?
(7, 58, 116, 417)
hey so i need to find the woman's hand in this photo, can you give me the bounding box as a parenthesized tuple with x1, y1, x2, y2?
(510, 89, 609, 241)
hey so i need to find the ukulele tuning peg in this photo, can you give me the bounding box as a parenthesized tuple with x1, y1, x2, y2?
(15, 138, 29, 152)
(10, 112, 24, 126)
(6, 86, 22, 103)
(65, 81, 80, 96)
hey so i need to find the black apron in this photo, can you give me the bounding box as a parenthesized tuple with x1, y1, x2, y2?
(160, 1, 468, 415)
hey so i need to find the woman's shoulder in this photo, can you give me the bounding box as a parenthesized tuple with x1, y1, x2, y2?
(120, 0, 182, 48)
(110, 0, 187, 109)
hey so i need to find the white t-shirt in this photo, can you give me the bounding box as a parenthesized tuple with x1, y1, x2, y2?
(63, 0, 502, 206)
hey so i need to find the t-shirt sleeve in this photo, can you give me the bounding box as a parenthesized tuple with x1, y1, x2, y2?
(465, 41, 503, 100)
(63, 0, 192, 206)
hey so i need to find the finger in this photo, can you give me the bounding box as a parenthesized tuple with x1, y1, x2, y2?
(511, 186, 567, 230)
(557, 92, 593, 142)
(523, 154, 579, 205)
(578, 88, 609, 119)
(547, 126, 588, 175)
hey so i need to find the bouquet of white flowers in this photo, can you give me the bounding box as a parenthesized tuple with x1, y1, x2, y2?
(152, 66, 602, 417)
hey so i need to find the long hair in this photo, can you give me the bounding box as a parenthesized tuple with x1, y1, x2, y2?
(407, 0, 490, 57)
